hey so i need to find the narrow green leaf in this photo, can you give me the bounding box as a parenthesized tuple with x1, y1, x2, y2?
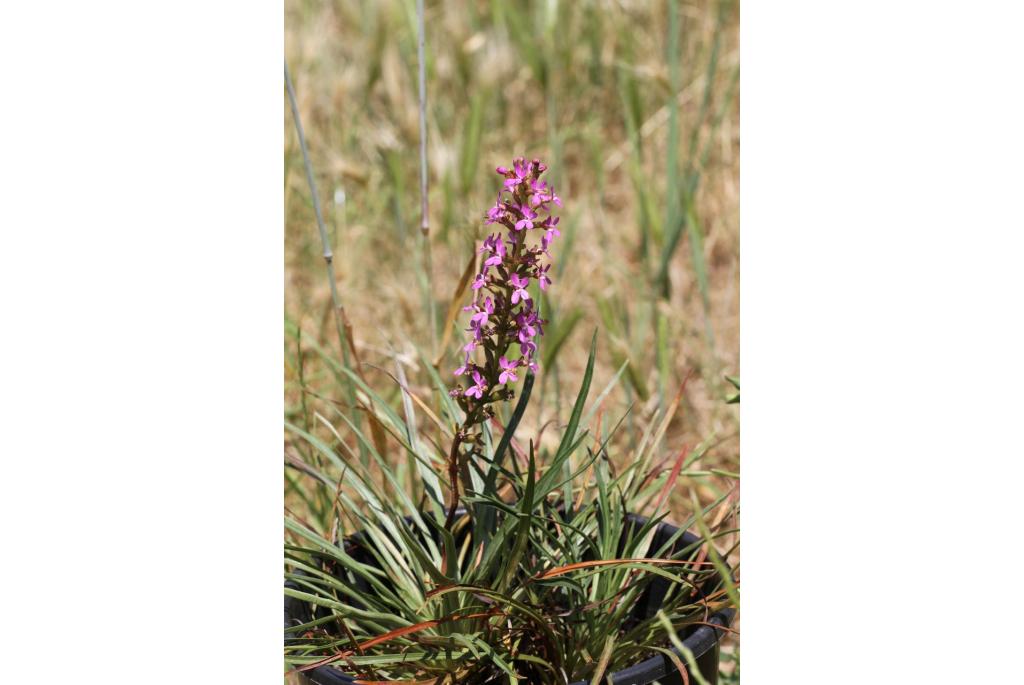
(554, 330, 598, 461)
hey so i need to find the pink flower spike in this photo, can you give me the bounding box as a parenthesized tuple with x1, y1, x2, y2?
(454, 157, 558, 397)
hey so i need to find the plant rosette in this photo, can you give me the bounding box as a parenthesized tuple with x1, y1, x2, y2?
(286, 512, 734, 685)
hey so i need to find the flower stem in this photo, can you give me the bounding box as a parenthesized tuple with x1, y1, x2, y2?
(443, 431, 464, 531)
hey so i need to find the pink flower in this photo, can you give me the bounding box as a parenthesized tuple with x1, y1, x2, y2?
(480, 233, 501, 254)
(528, 179, 548, 207)
(516, 306, 539, 342)
(503, 157, 532, 190)
(544, 222, 561, 242)
(498, 356, 519, 385)
(514, 205, 538, 231)
(485, 199, 505, 225)
(509, 274, 530, 304)
(471, 297, 493, 326)
(537, 263, 552, 291)
(484, 236, 506, 266)
(465, 370, 487, 399)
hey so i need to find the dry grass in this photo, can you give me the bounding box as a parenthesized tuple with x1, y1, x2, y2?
(286, 0, 737, 464)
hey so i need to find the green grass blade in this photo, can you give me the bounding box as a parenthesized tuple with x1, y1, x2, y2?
(553, 330, 598, 461)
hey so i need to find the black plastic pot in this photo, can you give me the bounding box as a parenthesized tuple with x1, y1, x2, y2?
(285, 513, 734, 685)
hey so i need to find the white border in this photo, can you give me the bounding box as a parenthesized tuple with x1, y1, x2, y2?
(1, 2, 282, 682)
(744, 1, 1024, 682)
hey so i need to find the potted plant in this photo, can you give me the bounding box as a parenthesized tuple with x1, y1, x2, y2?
(285, 159, 737, 684)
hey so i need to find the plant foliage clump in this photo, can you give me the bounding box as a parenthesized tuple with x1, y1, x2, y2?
(285, 161, 735, 684)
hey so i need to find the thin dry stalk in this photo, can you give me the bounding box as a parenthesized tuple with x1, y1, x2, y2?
(284, 59, 366, 459)
(416, 0, 429, 237)
(416, 0, 438, 352)
(415, 0, 440, 352)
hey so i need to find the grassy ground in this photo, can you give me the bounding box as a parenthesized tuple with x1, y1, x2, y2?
(285, 0, 739, 679)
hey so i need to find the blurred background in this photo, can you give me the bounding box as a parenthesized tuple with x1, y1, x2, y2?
(285, 0, 738, 673)
(285, 0, 738, 464)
